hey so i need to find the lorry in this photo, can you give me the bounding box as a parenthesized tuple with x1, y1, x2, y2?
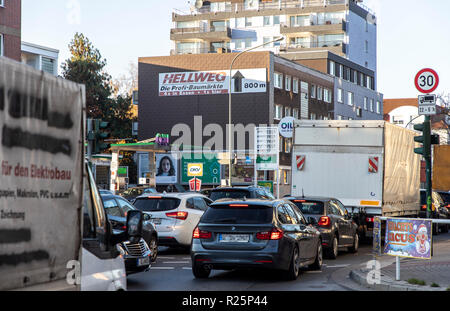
(291, 120, 421, 240)
(0, 57, 143, 291)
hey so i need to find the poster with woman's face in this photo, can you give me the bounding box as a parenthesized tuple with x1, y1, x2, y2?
(156, 153, 178, 184)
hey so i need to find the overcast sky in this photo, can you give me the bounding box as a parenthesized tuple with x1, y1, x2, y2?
(22, 0, 450, 99)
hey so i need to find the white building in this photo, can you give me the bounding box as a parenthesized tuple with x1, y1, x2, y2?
(21, 41, 59, 76)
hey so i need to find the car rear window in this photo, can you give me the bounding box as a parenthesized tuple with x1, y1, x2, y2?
(291, 200, 324, 215)
(133, 198, 181, 212)
(201, 204, 273, 224)
(210, 190, 252, 201)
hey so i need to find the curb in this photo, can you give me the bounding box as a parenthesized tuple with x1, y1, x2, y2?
(349, 268, 447, 291)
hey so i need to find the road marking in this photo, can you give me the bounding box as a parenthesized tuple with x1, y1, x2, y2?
(163, 261, 190, 264)
(325, 264, 350, 268)
(158, 256, 176, 259)
(182, 267, 192, 270)
(151, 267, 175, 270)
(305, 270, 322, 273)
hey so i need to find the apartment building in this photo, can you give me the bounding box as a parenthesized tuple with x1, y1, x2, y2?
(171, 0, 376, 75)
(0, 0, 21, 61)
(138, 51, 334, 190)
(21, 42, 59, 76)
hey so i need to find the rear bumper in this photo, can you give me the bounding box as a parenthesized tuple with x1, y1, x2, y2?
(191, 244, 288, 271)
(158, 236, 185, 247)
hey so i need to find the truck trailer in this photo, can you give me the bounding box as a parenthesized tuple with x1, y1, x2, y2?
(291, 120, 421, 239)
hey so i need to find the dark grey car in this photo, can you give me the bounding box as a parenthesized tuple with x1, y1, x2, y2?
(191, 199, 323, 280)
(285, 197, 359, 259)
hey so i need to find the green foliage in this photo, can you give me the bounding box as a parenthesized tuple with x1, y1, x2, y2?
(61, 33, 113, 119)
(106, 95, 136, 140)
(430, 283, 440, 288)
(407, 278, 426, 286)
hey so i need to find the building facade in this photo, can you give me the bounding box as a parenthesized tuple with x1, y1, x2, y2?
(171, 0, 376, 75)
(0, 0, 21, 61)
(21, 42, 59, 76)
(138, 51, 334, 193)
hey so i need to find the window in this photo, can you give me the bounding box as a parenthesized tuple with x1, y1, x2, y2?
(293, 78, 299, 94)
(366, 76, 371, 89)
(364, 97, 368, 110)
(103, 199, 122, 217)
(245, 17, 253, 27)
(365, 40, 369, 53)
(284, 139, 291, 154)
(337, 88, 343, 103)
(273, 15, 280, 25)
(117, 198, 135, 215)
(285, 106, 291, 117)
(283, 204, 298, 223)
(347, 91, 354, 106)
(370, 99, 374, 112)
(337, 115, 343, 120)
(356, 107, 362, 117)
(274, 72, 283, 89)
(310, 113, 316, 120)
(359, 73, 364, 86)
(311, 84, 316, 98)
(279, 137, 283, 152)
(263, 16, 271, 26)
(285, 75, 291, 91)
(277, 206, 291, 224)
(293, 108, 299, 119)
(345, 67, 351, 81)
(353, 70, 358, 84)
(376, 101, 381, 114)
(317, 86, 323, 101)
(194, 197, 208, 211)
(275, 104, 283, 120)
(329, 60, 335, 76)
(324, 88, 331, 103)
(41, 57, 55, 75)
(0, 34, 3, 57)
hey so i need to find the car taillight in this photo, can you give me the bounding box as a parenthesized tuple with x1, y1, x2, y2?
(366, 217, 374, 223)
(193, 227, 212, 239)
(121, 225, 127, 230)
(422, 204, 427, 210)
(256, 228, 284, 240)
(166, 211, 188, 220)
(318, 216, 331, 227)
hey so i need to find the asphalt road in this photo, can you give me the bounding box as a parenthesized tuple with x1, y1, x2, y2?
(127, 243, 375, 291)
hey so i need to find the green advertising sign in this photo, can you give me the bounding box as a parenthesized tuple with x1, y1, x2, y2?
(181, 154, 221, 185)
(258, 181, 274, 194)
(117, 166, 128, 177)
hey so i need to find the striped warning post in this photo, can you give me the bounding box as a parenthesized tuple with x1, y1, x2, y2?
(296, 155, 305, 171)
(369, 157, 379, 173)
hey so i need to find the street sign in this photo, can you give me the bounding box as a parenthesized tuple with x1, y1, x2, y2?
(255, 127, 279, 155)
(189, 178, 202, 192)
(418, 94, 437, 116)
(278, 117, 295, 138)
(415, 68, 439, 94)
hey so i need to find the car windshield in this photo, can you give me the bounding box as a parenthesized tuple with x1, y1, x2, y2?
(210, 190, 251, 201)
(201, 204, 273, 224)
(291, 200, 324, 215)
(143, 188, 157, 194)
(133, 198, 181, 212)
(438, 192, 450, 204)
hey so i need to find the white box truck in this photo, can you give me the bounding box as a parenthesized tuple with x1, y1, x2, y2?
(291, 120, 421, 239)
(0, 57, 143, 291)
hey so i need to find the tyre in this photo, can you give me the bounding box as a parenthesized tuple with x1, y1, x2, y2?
(326, 235, 339, 259)
(149, 236, 158, 263)
(309, 242, 323, 270)
(192, 262, 211, 279)
(348, 233, 359, 253)
(284, 246, 300, 281)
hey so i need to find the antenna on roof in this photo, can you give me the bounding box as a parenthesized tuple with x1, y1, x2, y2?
(302, 188, 305, 199)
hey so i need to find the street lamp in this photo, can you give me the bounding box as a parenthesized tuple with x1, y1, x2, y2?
(228, 36, 284, 186)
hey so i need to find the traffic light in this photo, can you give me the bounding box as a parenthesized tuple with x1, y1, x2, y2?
(413, 121, 431, 157)
(93, 119, 110, 154)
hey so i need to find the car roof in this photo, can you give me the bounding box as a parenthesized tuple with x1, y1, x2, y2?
(210, 186, 262, 191)
(211, 198, 284, 207)
(100, 194, 126, 201)
(284, 196, 333, 202)
(134, 192, 207, 200)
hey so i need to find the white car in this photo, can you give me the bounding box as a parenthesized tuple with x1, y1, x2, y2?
(133, 193, 212, 247)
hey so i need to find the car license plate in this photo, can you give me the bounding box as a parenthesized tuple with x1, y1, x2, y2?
(137, 256, 150, 267)
(151, 218, 161, 225)
(219, 234, 250, 243)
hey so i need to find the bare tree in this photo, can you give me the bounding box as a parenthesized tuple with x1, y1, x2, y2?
(112, 62, 138, 97)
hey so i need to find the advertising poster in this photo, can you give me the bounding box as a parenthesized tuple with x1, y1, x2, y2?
(384, 218, 432, 259)
(156, 153, 178, 184)
(258, 181, 274, 194)
(372, 217, 382, 256)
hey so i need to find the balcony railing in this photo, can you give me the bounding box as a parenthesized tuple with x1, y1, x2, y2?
(171, 26, 231, 35)
(174, 0, 349, 16)
(280, 40, 344, 50)
(171, 47, 231, 55)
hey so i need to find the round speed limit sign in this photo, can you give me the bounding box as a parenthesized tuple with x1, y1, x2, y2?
(415, 68, 439, 94)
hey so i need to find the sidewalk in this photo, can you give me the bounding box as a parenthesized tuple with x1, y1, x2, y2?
(350, 233, 450, 291)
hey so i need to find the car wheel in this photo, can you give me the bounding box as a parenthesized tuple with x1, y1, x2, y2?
(310, 242, 323, 270)
(149, 236, 158, 263)
(284, 246, 300, 281)
(348, 233, 359, 253)
(326, 235, 338, 260)
(192, 262, 211, 279)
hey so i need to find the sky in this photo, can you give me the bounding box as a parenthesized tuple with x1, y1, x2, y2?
(22, 0, 450, 99)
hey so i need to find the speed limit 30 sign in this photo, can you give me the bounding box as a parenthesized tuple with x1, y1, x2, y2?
(415, 68, 439, 94)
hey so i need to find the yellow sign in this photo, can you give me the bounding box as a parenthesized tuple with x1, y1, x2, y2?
(187, 163, 203, 177)
(360, 200, 381, 206)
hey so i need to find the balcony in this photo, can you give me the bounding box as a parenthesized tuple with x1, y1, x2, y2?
(172, 0, 349, 22)
(170, 26, 232, 41)
(170, 47, 231, 55)
(280, 18, 345, 35)
(279, 40, 347, 56)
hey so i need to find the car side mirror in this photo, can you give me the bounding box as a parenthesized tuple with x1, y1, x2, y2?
(126, 210, 143, 244)
(143, 213, 151, 221)
(307, 217, 317, 226)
